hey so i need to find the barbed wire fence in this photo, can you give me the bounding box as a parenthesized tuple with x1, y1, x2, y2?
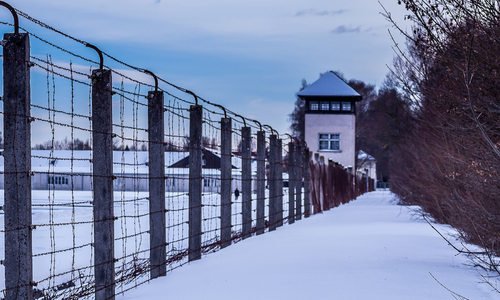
(0, 2, 373, 300)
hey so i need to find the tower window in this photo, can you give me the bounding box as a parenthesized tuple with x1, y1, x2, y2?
(309, 101, 319, 110)
(320, 101, 329, 110)
(319, 133, 340, 151)
(331, 101, 340, 111)
(341, 102, 352, 111)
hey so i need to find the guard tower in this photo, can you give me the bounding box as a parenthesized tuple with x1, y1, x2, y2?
(298, 72, 362, 168)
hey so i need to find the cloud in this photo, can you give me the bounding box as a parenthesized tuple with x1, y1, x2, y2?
(295, 9, 347, 17)
(331, 25, 361, 34)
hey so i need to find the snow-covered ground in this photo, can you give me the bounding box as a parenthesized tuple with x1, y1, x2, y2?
(119, 191, 498, 300)
(0, 189, 280, 298)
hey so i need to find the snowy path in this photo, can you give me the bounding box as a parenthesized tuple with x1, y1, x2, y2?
(120, 191, 497, 300)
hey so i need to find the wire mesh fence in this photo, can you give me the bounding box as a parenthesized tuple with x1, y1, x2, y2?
(0, 3, 373, 300)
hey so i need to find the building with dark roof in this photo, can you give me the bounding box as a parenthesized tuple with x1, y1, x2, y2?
(298, 71, 362, 168)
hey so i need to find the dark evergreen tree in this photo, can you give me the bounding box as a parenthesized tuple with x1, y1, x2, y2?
(288, 79, 308, 141)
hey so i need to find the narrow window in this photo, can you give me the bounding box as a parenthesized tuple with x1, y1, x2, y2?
(341, 102, 352, 111)
(166, 178, 176, 187)
(48, 175, 69, 185)
(319, 134, 330, 150)
(330, 134, 340, 150)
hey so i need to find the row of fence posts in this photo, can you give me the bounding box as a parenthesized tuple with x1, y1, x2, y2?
(2, 30, 312, 300)
(309, 154, 375, 213)
(288, 141, 311, 224)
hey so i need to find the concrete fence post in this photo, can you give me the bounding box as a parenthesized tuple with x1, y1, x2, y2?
(189, 105, 202, 261)
(256, 131, 265, 235)
(277, 139, 283, 227)
(288, 142, 295, 224)
(241, 127, 252, 239)
(148, 91, 166, 278)
(3, 32, 33, 300)
(304, 149, 311, 218)
(220, 118, 232, 248)
(295, 144, 303, 221)
(268, 135, 277, 231)
(92, 68, 115, 300)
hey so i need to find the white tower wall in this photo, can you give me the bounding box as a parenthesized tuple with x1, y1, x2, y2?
(305, 114, 355, 168)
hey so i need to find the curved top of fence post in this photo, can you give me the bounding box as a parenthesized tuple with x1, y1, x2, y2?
(212, 103, 227, 119)
(253, 119, 262, 132)
(263, 125, 279, 139)
(233, 113, 246, 128)
(263, 124, 273, 134)
(185, 90, 198, 106)
(85, 43, 104, 70)
(144, 70, 158, 92)
(0, 2, 19, 34)
(301, 140, 308, 151)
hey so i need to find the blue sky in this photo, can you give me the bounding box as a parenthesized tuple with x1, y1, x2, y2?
(1, 0, 409, 139)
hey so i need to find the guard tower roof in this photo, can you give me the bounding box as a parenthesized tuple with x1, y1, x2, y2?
(298, 71, 362, 100)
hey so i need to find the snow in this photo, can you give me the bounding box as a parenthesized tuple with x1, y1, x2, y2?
(0, 190, 497, 299)
(357, 149, 376, 161)
(119, 191, 498, 300)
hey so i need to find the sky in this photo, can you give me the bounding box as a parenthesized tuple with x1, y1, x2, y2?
(0, 0, 410, 137)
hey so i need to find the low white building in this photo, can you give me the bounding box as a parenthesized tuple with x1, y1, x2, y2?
(357, 150, 376, 180)
(0, 149, 259, 193)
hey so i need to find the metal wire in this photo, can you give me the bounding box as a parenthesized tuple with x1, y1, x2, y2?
(0, 6, 319, 300)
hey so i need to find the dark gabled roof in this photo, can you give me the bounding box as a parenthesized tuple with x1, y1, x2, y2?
(168, 149, 238, 169)
(298, 71, 361, 100)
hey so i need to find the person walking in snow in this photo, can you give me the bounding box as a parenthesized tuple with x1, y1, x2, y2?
(234, 187, 240, 200)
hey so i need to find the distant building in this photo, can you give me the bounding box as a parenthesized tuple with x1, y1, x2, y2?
(0, 149, 253, 193)
(357, 150, 376, 180)
(298, 72, 362, 168)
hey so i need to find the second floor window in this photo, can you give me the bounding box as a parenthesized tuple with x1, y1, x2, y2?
(319, 133, 340, 151)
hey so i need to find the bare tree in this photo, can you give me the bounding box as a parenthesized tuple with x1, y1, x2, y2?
(384, 0, 500, 284)
(33, 137, 90, 150)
